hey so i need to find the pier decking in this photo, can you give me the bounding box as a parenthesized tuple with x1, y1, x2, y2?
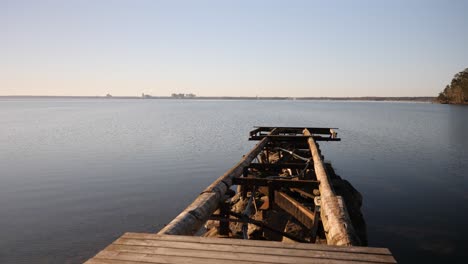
(84, 127, 396, 263)
(85, 232, 396, 264)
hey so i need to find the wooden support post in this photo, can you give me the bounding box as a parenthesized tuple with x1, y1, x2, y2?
(241, 167, 249, 199)
(218, 199, 230, 236)
(158, 129, 277, 236)
(268, 180, 275, 210)
(303, 128, 360, 246)
(310, 196, 322, 243)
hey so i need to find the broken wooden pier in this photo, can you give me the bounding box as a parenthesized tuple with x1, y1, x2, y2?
(85, 126, 396, 263)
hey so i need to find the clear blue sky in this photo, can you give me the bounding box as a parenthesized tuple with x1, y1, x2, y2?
(1, 0, 467, 97)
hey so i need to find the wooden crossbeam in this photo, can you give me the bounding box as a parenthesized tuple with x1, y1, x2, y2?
(252, 126, 337, 135)
(275, 191, 316, 230)
(290, 188, 316, 199)
(248, 163, 310, 170)
(232, 177, 319, 189)
(210, 211, 308, 243)
(248, 127, 262, 137)
(250, 135, 340, 142)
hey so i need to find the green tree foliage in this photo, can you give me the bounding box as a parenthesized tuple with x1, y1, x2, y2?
(438, 68, 468, 104)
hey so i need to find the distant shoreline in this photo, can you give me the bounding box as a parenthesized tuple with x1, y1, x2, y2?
(0, 95, 435, 102)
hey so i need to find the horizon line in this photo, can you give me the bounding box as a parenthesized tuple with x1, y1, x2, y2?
(0, 95, 436, 100)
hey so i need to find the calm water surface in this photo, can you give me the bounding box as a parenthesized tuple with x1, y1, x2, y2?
(0, 99, 467, 263)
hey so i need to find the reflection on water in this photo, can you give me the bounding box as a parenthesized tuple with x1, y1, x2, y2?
(0, 99, 467, 263)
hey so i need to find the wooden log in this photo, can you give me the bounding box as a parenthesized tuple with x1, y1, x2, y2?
(303, 129, 360, 246)
(158, 129, 277, 235)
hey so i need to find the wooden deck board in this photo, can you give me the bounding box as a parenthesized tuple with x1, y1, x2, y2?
(85, 233, 396, 264)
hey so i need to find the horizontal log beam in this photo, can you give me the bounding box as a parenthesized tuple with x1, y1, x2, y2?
(232, 177, 319, 189)
(248, 163, 310, 170)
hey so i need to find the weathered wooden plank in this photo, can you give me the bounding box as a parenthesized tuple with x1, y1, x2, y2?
(86, 259, 153, 264)
(89, 250, 261, 264)
(123, 233, 393, 255)
(112, 238, 396, 263)
(232, 177, 319, 189)
(274, 191, 315, 229)
(101, 244, 390, 264)
(86, 233, 396, 263)
(304, 129, 360, 246)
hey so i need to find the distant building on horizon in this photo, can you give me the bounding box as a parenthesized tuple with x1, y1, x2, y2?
(142, 93, 152, 99)
(171, 93, 196, 99)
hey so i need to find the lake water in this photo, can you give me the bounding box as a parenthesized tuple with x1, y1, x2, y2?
(0, 99, 467, 263)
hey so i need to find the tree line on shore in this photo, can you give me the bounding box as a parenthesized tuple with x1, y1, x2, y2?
(437, 68, 468, 104)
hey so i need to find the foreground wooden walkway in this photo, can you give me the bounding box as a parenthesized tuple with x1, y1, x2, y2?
(85, 232, 396, 264)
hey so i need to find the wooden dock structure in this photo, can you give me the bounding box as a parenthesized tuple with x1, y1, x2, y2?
(85, 127, 396, 263)
(85, 233, 396, 264)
